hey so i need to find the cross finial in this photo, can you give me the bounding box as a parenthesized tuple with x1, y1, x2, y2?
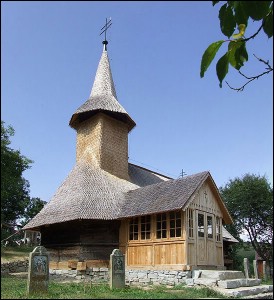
(180, 169, 187, 178)
(100, 17, 112, 51)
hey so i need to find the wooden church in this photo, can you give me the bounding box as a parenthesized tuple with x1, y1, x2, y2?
(23, 30, 238, 271)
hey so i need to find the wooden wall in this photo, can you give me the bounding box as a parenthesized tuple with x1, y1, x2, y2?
(120, 180, 225, 270)
(186, 180, 224, 267)
(120, 211, 188, 270)
(41, 219, 120, 262)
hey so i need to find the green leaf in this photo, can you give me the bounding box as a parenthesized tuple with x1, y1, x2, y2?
(228, 40, 248, 70)
(212, 1, 219, 6)
(234, 41, 248, 70)
(232, 24, 246, 39)
(228, 41, 243, 69)
(200, 40, 224, 78)
(216, 53, 229, 88)
(233, 1, 249, 26)
(243, 1, 272, 21)
(219, 3, 236, 37)
(263, 9, 273, 38)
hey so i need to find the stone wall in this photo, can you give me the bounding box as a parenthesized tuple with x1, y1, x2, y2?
(1, 260, 29, 274)
(49, 268, 191, 286)
(2, 260, 192, 286)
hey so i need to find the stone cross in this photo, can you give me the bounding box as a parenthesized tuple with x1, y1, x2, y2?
(243, 258, 249, 279)
(109, 249, 125, 289)
(253, 260, 258, 279)
(27, 246, 49, 296)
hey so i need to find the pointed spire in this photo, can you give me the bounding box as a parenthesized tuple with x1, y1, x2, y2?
(89, 46, 117, 99)
(69, 20, 136, 132)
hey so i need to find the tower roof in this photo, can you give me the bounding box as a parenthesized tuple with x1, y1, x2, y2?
(69, 47, 136, 131)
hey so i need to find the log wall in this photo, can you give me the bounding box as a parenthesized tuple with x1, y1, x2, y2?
(41, 219, 120, 263)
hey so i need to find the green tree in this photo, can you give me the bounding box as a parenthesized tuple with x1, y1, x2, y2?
(1, 121, 33, 230)
(200, 1, 273, 91)
(21, 197, 46, 226)
(219, 174, 273, 265)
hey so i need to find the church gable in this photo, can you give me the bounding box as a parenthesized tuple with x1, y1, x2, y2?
(188, 181, 223, 218)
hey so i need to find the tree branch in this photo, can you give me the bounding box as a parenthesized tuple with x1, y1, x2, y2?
(225, 54, 273, 92)
(242, 23, 264, 42)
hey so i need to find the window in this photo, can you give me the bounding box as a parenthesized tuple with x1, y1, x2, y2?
(129, 211, 182, 241)
(129, 218, 138, 240)
(207, 215, 213, 238)
(129, 216, 151, 241)
(140, 215, 151, 240)
(198, 213, 205, 237)
(188, 209, 194, 238)
(216, 217, 221, 242)
(156, 213, 167, 239)
(170, 211, 182, 238)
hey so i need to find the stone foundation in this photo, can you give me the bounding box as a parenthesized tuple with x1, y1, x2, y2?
(49, 268, 192, 286)
(2, 259, 192, 286)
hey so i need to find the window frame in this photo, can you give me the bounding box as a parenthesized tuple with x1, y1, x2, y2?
(197, 212, 205, 238)
(216, 216, 222, 242)
(207, 214, 213, 239)
(188, 208, 194, 239)
(128, 210, 183, 242)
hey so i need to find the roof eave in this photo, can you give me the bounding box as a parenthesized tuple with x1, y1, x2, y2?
(69, 110, 136, 131)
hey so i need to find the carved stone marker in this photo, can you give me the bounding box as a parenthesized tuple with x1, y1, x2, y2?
(109, 249, 125, 289)
(27, 246, 49, 295)
(244, 258, 249, 278)
(253, 260, 258, 279)
(262, 261, 267, 280)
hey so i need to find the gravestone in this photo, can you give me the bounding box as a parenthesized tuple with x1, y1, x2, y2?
(243, 258, 249, 279)
(27, 246, 49, 295)
(253, 260, 258, 279)
(109, 249, 125, 289)
(262, 261, 267, 280)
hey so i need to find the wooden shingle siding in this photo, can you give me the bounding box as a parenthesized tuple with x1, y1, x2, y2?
(76, 113, 129, 180)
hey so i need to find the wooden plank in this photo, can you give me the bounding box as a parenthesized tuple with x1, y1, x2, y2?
(77, 261, 87, 271)
(86, 260, 109, 268)
(49, 261, 58, 269)
(57, 261, 70, 270)
(68, 260, 78, 269)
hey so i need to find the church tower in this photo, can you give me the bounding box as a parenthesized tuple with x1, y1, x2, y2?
(69, 31, 136, 181)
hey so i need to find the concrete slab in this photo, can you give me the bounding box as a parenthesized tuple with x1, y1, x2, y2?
(214, 285, 273, 297)
(218, 278, 262, 289)
(200, 270, 245, 280)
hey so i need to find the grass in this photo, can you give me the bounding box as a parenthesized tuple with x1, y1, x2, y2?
(1, 246, 229, 299)
(3, 246, 271, 299)
(1, 275, 229, 299)
(1, 246, 32, 263)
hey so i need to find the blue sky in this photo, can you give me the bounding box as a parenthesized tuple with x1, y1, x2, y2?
(2, 1, 273, 203)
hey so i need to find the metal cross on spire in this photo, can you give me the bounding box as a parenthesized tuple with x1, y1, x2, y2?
(100, 17, 112, 50)
(179, 169, 187, 178)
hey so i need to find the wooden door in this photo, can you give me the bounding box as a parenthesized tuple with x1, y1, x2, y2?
(197, 212, 207, 265)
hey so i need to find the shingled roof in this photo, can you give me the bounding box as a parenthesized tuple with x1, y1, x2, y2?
(222, 226, 239, 243)
(121, 170, 232, 223)
(69, 49, 136, 131)
(23, 166, 232, 231)
(23, 163, 139, 230)
(121, 171, 207, 217)
(128, 163, 171, 187)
